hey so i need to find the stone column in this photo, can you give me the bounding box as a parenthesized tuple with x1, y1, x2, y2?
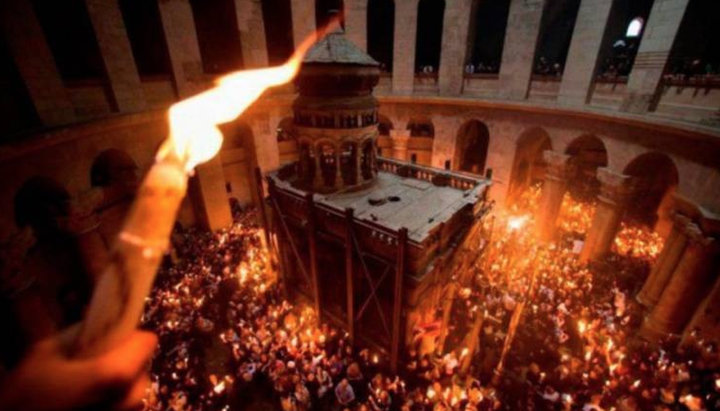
(438, 0, 473, 95)
(536, 150, 569, 242)
(580, 168, 633, 262)
(641, 225, 718, 339)
(158, 0, 205, 98)
(60, 189, 109, 284)
(234, 0, 269, 68)
(345, 0, 367, 51)
(389, 130, 410, 161)
(355, 145, 363, 184)
(313, 149, 324, 188)
(191, 156, 233, 231)
(85, 0, 147, 112)
(291, 0, 316, 49)
(335, 150, 343, 188)
(497, 0, 545, 100)
(0, 0, 75, 126)
(558, 0, 615, 106)
(392, 0, 420, 95)
(620, 0, 690, 114)
(636, 214, 691, 307)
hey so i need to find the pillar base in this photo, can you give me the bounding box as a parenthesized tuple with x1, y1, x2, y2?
(639, 315, 681, 344)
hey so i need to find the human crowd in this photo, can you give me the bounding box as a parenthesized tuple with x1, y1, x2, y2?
(140, 186, 719, 410)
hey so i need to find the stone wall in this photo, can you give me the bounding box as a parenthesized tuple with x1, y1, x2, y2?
(3, 94, 719, 246)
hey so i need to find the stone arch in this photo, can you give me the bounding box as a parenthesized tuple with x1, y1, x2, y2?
(14, 177, 70, 239)
(415, 0, 445, 73)
(378, 114, 394, 136)
(90, 149, 138, 189)
(623, 152, 679, 235)
(454, 119, 490, 175)
(276, 117, 294, 142)
(367, 0, 394, 71)
(565, 134, 608, 201)
(509, 127, 552, 200)
(407, 117, 434, 138)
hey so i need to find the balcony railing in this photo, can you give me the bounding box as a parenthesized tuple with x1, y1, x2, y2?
(377, 157, 485, 191)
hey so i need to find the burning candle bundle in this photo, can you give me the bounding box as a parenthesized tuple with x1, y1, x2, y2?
(73, 28, 330, 357)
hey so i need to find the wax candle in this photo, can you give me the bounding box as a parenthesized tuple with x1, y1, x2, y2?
(72, 27, 327, 358)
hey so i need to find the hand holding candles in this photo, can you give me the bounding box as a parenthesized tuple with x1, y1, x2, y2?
(73, 26, 331, 358)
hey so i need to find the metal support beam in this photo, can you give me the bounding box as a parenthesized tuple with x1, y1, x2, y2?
(344, 208, 355, 344)
(254, 167, 272, 247)
(391, 227, 408, 374)
(306, 193, 322, 319)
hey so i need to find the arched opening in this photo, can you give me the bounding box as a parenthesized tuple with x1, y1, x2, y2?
(466, 0, 510, 74)
(90, 149, 138, 190)
(407, 118, 434, 138)
(90, 149, 138, 244)
(318, 142, 338, 187)
(565, 135, 608, 201)
(378, 115, 393, 136)
(415, 0, 445, 73)
(276, 117, 294, 142)
(367, 0, 395, 72)
(119, 0, 171, 77)
(533, 0, 582, 77)
(596, 0, 654, 78)
(316, 0, 345, 30)
(33, 0, 105, 82)
(340, 141, 358, 185)
(261, 0, 294, 64)
(666, 0, 720, 81)
(509, 128, 552, 201)
(454, 120, 490, 175)
(361, 140, 375, 180)
(189, 0, 244, 74)
(626, 17, 644, 38)
(623, 153, 679, 235)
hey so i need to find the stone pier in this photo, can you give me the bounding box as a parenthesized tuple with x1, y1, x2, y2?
(536, 150, 570, 242)
(389, 130, 411, 161)
(636, 213, 691, 307)
(641, 222, 718, 340)
(497, 0, 545, 100)
(580, 168, 633, 262)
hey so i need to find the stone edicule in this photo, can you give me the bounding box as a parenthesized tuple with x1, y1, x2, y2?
(290, 30, 382, 193)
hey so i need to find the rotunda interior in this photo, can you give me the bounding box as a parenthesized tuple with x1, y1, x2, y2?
(0, 1, 719, 410)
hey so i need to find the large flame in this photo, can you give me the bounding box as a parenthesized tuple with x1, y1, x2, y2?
(158, 23, 335, 171)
